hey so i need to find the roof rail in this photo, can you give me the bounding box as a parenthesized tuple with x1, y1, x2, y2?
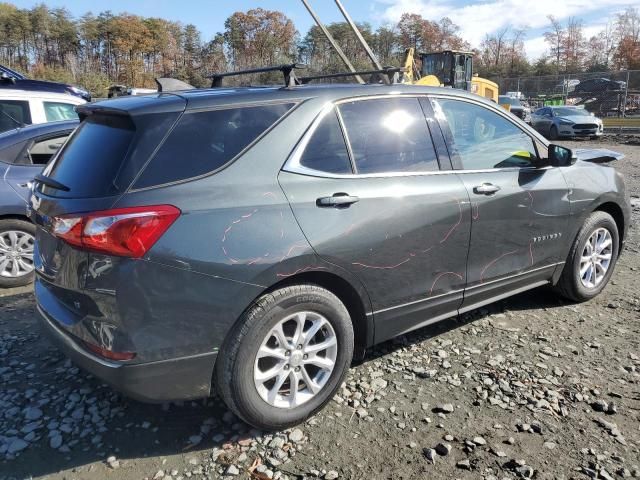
(209, 64, 305, 88)
(300, 67, 406, 85)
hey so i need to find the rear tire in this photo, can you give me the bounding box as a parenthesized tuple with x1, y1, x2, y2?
(0, 219, 35, 288)
(553, 211, 619, 302)
(215, 284, 354, 430)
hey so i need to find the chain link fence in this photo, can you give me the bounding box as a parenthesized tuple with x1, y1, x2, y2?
(493, 70, 640, 131)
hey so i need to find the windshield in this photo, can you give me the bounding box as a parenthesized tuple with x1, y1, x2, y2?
(499, 96, 521, 106)
(552, 107, 587, 117)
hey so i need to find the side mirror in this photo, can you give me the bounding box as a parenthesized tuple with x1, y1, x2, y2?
(548, 144, 577, 167)
(0, 72, 16, 85)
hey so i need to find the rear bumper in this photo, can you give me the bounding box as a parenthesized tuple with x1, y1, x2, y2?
(37, 303, 216, 402)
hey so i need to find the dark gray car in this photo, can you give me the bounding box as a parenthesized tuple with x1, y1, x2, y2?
(0, 120, 76, 287)
(30, 85, 631, 430)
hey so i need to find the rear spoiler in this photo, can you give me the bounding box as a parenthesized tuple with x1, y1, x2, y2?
(155, 77, 195, 92)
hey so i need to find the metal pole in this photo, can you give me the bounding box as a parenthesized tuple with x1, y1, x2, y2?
(621, 70, 629, 119)
(334, 0, 385, 74)
(300, 0, 365, 84)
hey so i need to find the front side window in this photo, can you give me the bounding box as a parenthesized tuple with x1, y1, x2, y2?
(135, 102, 295, 188)
(338, 97, 439, 174)
(0, 100, 31, 133)
(298, 110, 352, 174)
(433, 98, 537, 170)
(43, 101, 79, 122)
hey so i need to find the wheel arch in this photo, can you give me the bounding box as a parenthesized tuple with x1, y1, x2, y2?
(262, 270, 373, 362)
(594, 201, 625, 250)
(0, 213, 32, 223)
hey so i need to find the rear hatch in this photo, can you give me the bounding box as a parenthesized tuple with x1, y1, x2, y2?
(30, 94, 185, 353)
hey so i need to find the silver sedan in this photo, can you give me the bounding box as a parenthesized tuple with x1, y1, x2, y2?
(530, 106, 603, 140)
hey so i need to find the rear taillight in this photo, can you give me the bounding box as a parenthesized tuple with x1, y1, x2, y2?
(82, 340, 136, 361)
(53, 205, 180, 258)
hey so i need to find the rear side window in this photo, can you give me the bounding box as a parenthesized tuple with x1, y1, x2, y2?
(43, 102, 78, 122)
(134, 102, 295, 189)
(338, 97, 439, 174)
(29, 134, 71, 165)
(0, 100, 31, 133)
(298, 110, 352, 174)
(41, 115, 135, 197)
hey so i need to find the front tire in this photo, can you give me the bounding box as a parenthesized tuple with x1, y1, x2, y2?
(554, 211, 619, 302)
(215, 284, 354, 430)
(549, 125, 559, 140)
(0, 219, 36, 288)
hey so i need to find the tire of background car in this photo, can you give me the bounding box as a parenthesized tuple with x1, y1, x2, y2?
(553, 211, 619, 302)
(215, 284, 354, 430)
(0, 218, 36, 288)
(549, 125, 559, 140)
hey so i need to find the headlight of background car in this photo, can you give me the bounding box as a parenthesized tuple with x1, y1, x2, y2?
(558, 119, 574, 125)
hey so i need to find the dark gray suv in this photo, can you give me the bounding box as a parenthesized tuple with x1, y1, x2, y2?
(30, 84, 631, 430)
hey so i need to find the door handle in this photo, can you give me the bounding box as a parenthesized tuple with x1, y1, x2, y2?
(473, 183, 501, 195)
(316, 193, 359, 208)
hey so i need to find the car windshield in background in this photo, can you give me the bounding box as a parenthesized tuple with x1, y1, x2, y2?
(499, 96, 521, 106)
(552, 107, 588, 117)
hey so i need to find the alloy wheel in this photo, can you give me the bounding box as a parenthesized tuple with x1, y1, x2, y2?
(579, 227, 612, 289)
(253, 311, 338, 409)
(0, 230, 35, 278)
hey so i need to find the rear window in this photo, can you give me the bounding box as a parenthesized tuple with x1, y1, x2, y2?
(134, 102, 295, 189)
(41, 115, 135, 197)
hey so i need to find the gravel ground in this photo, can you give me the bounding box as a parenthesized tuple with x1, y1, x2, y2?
(1, 138, 639, 480)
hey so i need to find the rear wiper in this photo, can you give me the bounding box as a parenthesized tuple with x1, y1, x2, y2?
(34, 174, 70, 192)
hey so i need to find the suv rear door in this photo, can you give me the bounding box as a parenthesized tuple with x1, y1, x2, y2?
(279, 95, 472, 343)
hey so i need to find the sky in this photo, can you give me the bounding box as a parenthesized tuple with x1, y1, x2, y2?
(9, 0, 639, 60)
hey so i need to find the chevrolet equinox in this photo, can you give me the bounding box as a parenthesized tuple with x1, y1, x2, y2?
(30, 84, 631, 430)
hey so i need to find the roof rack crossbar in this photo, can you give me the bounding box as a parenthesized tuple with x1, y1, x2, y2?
(300, 67, 406, 85)
(210, 63, 305, 88)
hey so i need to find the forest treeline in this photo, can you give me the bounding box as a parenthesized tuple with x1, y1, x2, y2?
(0, 3, 638, 96)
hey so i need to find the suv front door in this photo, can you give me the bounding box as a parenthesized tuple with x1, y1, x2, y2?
(431, 96, 571, 313)
(280, 96, 472, 343)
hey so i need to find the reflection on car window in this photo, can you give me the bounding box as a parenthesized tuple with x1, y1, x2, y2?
(43, 102, 79, 122)
(338, 97, 439, 174)
(433, 99, 537, 170)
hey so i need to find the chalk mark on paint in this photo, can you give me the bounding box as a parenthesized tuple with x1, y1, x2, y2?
(429, 271, 464, 296)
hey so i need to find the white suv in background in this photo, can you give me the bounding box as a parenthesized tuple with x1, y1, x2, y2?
(0, 90, 85, 133)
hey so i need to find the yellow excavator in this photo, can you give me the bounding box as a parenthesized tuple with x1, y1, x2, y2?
(401, 48, 499, 102)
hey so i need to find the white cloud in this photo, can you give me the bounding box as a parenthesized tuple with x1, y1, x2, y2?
(523, 36, 547, 60)
(374, 0, 635, 57)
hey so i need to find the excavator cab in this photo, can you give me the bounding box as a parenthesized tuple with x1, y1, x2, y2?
(420, 51, 473, 91)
